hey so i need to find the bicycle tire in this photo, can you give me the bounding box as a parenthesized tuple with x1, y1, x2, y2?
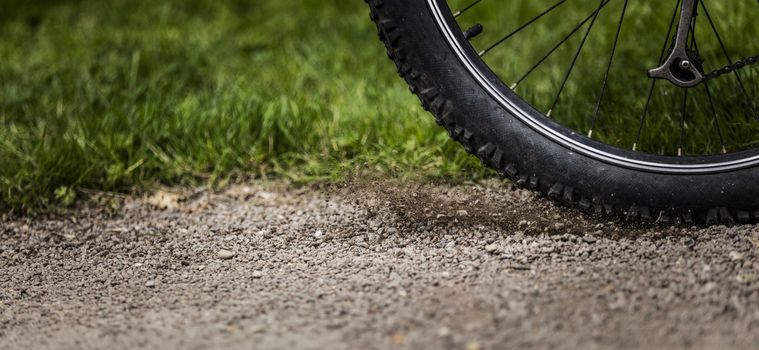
(366, 0, 759, 225)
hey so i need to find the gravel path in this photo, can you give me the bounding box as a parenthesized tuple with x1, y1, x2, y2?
(1, 180, 758, 349)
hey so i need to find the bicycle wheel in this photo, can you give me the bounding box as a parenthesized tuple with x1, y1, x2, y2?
(366, 0, 759, 224)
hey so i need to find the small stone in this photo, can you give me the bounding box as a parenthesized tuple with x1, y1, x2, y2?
(437, 326, 451, 337)
(683, 237, 696, 249)
(729, 251, 744, 261)
(251, 270, 264, 279)
(736, 274, 754, 283)
(313, 230, 324, 239)
(218, 249, 237, 260)
(702, 282, 717, 293)
(145, 280, 156, 288)
(485, 244, 498, 253)
(258, 191, 277, 200)
(465, 341, 481, 350)
(540, 246, 556, 254)
(553, 222, 565, 231)
(582, 234, 597, 244)
(456, 210, 469, 216)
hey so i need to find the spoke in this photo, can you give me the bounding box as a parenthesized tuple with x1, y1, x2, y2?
(453, 0, 483, 17)
(479, 0, 569, 57)
(634, 0, 682, 151)
(588, 0, 628, 138)
(547, 0, 607, 117)
(704, 81, 727, 153)
(690, 16, 726, 154)
(700, 0, 758, 120)
(679, 88, 689, 156)
(511, 0, 612, 90)
(680, 0, 695, 154)
(688, 1, 697, 50)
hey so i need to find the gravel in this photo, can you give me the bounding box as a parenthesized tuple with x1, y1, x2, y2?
(1, 179, 758, 350)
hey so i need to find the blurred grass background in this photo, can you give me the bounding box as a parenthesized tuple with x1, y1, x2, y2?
(0, 0, 485, 213)
(2, 0, 757, 213)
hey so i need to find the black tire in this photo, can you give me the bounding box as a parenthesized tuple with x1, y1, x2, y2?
(366, 0, 759, 225)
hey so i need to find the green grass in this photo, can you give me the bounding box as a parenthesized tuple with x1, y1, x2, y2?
(2, 0, 757, 213)
(0, 0, 487, 213)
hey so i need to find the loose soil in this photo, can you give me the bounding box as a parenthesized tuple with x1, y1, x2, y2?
(1, 180, 758, 349)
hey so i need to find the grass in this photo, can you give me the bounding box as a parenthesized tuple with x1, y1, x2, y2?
(1, 0, 757, 213)
(0, 0, 486, 213)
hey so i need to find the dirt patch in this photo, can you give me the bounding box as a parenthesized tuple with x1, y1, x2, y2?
(342, 178, 642, 235)
(1, 180, 758, 349)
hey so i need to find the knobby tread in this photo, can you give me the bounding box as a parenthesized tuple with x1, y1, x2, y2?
(364, 0, 756, 225)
